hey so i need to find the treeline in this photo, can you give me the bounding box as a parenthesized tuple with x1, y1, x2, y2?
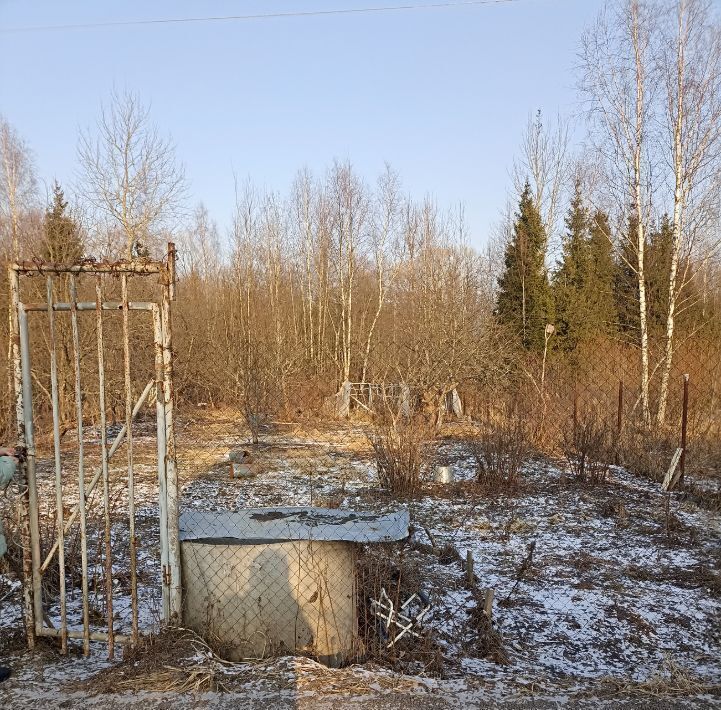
(497, 181, 714, 353)
(2, 0, 721, 440)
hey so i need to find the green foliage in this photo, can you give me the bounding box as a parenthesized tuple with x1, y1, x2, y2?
(43, 181, 83, 263)
(496, 182, 553, 350)
(553, 185, 617, 350)
(614, 214, 642, 342)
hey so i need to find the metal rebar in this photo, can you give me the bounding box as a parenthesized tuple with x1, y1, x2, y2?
(122, 274, 139, 641)
(12, 260, 165, 275)
(18, 303, 43, 639)
(153, 305, 170, 621)
(161, 249, 181, 621)
(69, 275, 91, 656)
(9, 267, 35, 649)
(40, 379, 155, 573)
(680, 374, 689, 485)
(36, 626, 132, 644)
(95, 277, 114, 659)
(46, 277, 67, 653)
(24, 301, 156, 313)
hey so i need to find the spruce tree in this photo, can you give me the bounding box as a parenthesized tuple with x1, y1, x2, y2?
(43, 181, 83, 263)
(586, 210, 617, 335)
(496, 182, 552, 350)
(553, 182, 590, 350)
(645, 214, 673, 333)
(614, 214, 642, 341)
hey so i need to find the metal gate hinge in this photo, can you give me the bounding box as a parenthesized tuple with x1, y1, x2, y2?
(162, 565, 171, 587)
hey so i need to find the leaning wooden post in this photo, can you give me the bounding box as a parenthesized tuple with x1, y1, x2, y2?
(680, 374, 689, 486)
(466, 550, 474, 587)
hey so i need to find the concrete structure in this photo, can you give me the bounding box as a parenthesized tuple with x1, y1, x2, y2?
(179, 507, 409, 666)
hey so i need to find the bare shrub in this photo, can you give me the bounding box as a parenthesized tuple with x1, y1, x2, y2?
(620, 423, 676, 483)
(564, 410, 613, 484)
(369, 416, 433, 496)
(470, 415, 530, 490)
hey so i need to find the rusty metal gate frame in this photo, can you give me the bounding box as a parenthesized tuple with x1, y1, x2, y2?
(8, 244, 181, 657)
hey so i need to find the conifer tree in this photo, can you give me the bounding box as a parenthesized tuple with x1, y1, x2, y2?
(586, 210, 617, 335)
(496, 181, 552, 350)
(614, 214, 643, 342)
(553, 182, 590, 349)
(645, 214, 673, 333)
(43, 181, 83, 263)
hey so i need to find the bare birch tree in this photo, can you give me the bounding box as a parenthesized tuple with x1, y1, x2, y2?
(360, 164, 402, 384)
(581, 0, 656, 425)
(77, 90, 186, 259)
(512, 110, 570, 247)
(655, 0, 721, 423)
(327, 161, 368, 383)
(0, 116, 37, 260)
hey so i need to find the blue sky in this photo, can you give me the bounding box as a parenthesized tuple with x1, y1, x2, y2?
(0, 0, 605, 248)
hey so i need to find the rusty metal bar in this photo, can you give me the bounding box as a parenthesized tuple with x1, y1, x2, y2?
(95, 276, 115, 659)
(46, 277, 68, 653)
(152, 305, 170, 620)
(161, 246, 181, 621)
(37, 626, 132, 644)
(40, 379, 155, 573)
(8, 267, 35, 649)
(69, 275, 91, 656)
(17, 303, 43, 638)
(24, 301, 156, 313)
(680, 373, 689, 485)
(122, 274, 139, 641)
(12, 260, 165, 275)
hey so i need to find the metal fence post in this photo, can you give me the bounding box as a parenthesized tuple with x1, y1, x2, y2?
(9, 267, 35, 650)
(680, 373, 689, 485)
(46, 277, 68, 654)
(162, 243, 182, 621)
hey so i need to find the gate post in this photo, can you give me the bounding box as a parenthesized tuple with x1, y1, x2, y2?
(9, 266, 36, 649)
(162, 244, 182, 622)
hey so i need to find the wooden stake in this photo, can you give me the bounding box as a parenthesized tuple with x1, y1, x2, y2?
(484, 588, 494, 619)
(466, 550, 474, 586)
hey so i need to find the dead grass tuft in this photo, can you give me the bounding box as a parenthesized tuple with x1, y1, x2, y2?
(597, 658, 721, 699)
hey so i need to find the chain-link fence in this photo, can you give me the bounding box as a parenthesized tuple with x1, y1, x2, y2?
(171, 335, 721, 684)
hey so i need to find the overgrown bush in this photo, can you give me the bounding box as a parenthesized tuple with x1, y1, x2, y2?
(564, 410, 613, 484)
(470, 415, 530, 489)
(369, 417, 433, 495)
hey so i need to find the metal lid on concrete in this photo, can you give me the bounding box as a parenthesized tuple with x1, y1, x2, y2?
(179, 506, 410, 544)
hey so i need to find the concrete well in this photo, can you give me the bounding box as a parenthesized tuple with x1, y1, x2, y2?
(179, 507, 409, 666)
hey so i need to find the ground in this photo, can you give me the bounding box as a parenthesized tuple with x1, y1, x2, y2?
(1, 411, 720, 706)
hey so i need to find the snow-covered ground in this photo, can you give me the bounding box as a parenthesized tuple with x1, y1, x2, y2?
(1, 413, 719, 700)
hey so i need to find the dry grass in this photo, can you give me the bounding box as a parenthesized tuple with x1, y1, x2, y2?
(596, 658, 721, 699)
